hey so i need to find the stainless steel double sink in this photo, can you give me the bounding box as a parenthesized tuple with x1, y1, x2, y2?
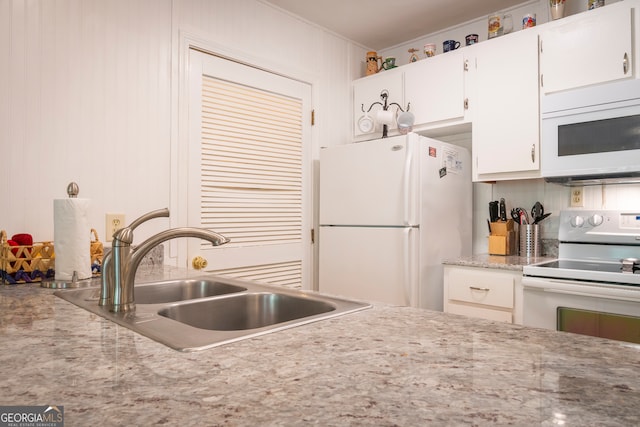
(54, 276, 371, 351)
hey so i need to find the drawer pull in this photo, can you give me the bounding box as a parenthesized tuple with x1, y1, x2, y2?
(469, 286, 490, 292)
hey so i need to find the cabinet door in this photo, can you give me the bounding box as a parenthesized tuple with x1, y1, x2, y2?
(404, 51, 466, 126)
(443, 265, 518, 324)
(353, 69, 403, 138)
(473, 30, 539, 178)
(447, 303, 513, 323)
(540, 3, 633, 94)
(446, 266, 515, 309)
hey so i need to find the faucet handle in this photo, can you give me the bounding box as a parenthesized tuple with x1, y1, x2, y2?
(113, 227, 134, 244)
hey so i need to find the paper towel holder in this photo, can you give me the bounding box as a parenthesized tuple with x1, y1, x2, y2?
(67, 182, 79, 198)
(40, 182, 92, 289)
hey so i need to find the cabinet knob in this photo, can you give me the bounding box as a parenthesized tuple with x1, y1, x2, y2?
(623, 52, 629, 74)
(192, 256, 208, 270)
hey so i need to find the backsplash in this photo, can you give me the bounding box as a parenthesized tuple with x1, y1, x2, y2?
(473, 180, 640, 255)
(103, 244, 164, 269)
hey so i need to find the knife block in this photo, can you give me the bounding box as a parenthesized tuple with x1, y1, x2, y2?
(488, 220, 517, 255)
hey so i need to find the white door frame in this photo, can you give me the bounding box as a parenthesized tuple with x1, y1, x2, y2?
(171, 32, 319, 290)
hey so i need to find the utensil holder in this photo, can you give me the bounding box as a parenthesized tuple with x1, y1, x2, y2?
(520, 224, 541, 257)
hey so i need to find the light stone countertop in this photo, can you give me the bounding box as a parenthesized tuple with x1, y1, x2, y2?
(1, 266, 639, 426)
(443, 254, 556, 271)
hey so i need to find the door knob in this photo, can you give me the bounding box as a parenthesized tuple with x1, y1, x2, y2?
(192, 256, 208, 270)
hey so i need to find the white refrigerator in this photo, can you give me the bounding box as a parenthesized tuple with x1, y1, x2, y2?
(318, 133, 471, 310)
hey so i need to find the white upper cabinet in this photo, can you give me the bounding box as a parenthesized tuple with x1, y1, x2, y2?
(540, 2, 634, 94)
(353, 68, 404, 139)
(473, 29, 540, 180)
(404, 50, 469, 127)
(350, 0, 640, 180)
(352, 49, 471, 141)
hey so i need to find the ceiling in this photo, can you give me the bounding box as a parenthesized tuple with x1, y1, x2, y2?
(265, 0, 525, 50)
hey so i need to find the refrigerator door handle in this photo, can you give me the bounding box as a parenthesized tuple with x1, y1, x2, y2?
(402, 141, 414, 226)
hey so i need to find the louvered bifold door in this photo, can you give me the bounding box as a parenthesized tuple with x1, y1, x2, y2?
(186, 50, 311, 289)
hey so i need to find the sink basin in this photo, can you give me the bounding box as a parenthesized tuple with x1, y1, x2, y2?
(135, 278, 246, 304)
(158, 292, 335, 330)
(54, 275, 370, 351)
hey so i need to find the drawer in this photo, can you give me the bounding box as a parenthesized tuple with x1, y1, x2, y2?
(447, 302, 513, 323)
(446, 267, 515, 309)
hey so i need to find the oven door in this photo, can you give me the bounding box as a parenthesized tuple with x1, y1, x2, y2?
(522, 276, 640, 343)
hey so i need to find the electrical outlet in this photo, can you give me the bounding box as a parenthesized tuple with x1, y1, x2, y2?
(570, 187, 584, 207)
(105, 213, 126, 242)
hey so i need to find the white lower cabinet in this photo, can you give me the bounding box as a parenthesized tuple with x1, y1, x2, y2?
(444, 265, 522, 324)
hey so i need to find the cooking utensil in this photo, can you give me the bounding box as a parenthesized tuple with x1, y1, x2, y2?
(533, 212, 551, 224)
(510, 208, 521, 222)
(519, 211, 527, 225)
(531, 202, 544, 223)
(511, 207, 529, 225)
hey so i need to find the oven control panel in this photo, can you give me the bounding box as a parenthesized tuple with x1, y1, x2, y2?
(620, 213, 640, 229)
(560, 210, 640, 244)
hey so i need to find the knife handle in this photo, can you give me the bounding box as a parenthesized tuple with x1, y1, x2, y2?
(499, 198, 507, 221)
(489, 201, 499, 222)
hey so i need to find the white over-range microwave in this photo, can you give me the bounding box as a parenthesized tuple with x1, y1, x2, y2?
(541, 78, 640, 184)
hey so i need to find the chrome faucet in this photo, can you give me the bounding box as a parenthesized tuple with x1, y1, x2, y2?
(99, 208, 230, 313)
(99, 208, 170, 308)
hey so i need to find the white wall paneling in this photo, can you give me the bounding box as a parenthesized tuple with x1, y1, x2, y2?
(1, 0, 174, 242)
(0, 0, 363, 269)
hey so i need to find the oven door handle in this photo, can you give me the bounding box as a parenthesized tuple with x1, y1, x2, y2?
(522, 277, 640, 303)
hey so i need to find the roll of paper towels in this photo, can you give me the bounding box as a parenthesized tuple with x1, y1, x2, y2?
(54, 198, 92, 280)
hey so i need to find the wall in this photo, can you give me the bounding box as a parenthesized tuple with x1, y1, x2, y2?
(0, 0, 365, 253)
(1, 0, 174, 242)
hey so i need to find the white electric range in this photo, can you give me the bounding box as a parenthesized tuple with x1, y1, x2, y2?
(522, 209, 640, 344)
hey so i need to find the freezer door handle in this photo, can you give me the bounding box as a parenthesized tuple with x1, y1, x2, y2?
(403, 140, 413, 226)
